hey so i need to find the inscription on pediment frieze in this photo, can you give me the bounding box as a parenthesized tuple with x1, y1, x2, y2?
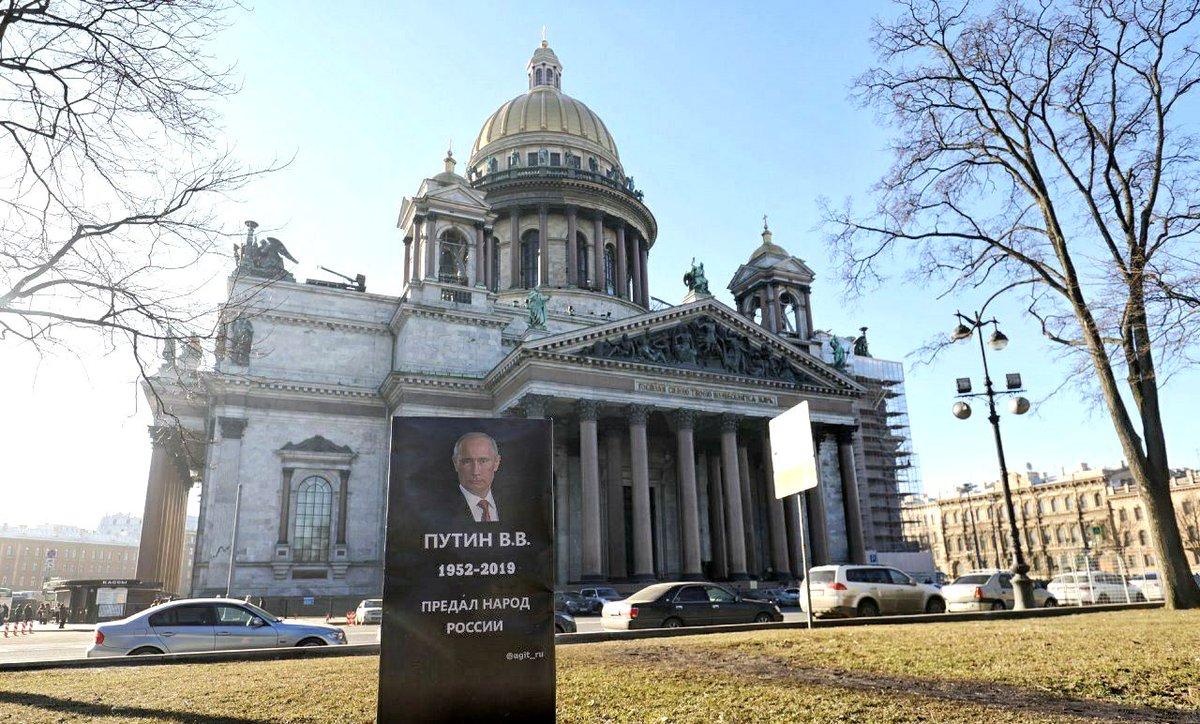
(577, 316, 818, 385)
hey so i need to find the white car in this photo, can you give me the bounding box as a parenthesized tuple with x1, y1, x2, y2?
(940, 570, 1057, 611)
(355, 598, 383, 624)
(1047, 572, 1141, 605)
(1128, 573, 1162, 601)
(87, 598, 347, 657)
(803, 565, 946, 618)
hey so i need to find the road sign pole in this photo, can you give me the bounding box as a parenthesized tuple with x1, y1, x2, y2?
(799, 495, 813, 630)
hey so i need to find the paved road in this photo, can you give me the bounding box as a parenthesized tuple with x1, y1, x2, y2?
(0, 623, 380, 665)
(0, 612, 816, 665)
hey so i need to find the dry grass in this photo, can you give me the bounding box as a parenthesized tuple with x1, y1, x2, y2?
(0, 609, 1193, 722)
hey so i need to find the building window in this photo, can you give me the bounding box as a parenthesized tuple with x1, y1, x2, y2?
(1119, 508, 1127, 522)
(549, 152, 561, 166)
(1123, 530, 1132, 546)
(1022, 502, 1031, 517)
(438, 229, 470, 285)
(520, 229, 540, 288)
(1094, 492, 1102, 507)
(576, 231, 589, 284)
(535, 68, 543, 84)
(588, 156, 598, 172)
(1065, 496, 1072, 510)
(1079, 496, 1087, 510)
(566, 153, 581, 169)
(1144, 554, 1155, 566)
(1134, 507, 1143, 521)
(527, 152, 538, 167)
(1138, 530, 1148, 546)
(603, 245, 616, 295)
(294, 476, 333, 563)
(1184, 501, 1194, 515)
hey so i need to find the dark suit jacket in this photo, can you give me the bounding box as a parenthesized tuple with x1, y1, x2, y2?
(415, 482, 524, 531)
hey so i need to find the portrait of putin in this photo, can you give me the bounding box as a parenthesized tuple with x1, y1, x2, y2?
(451, 431, 504, 523)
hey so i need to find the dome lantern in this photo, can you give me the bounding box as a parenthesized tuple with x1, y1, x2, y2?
(528, 36, 562, 91)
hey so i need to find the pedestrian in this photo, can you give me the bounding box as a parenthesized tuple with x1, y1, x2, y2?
(23, 604, 33, 623)
(37, 603, 48, 626)
(0, 602, 8, 625)
(57, 603, 67, 629)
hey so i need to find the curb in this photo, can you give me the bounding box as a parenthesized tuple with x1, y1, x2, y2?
(0, 643, 381, 673)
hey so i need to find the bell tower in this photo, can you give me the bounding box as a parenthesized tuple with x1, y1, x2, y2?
(728, 218, 816, 346)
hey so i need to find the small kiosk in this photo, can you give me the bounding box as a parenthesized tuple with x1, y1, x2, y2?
(53, 579, 162, 623)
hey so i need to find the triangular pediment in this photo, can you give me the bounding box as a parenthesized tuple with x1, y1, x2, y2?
(729, 257, 815, 291)
(424, 184, 490, 209)
(517, 298, 861, 395)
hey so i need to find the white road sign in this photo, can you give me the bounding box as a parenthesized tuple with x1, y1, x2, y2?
(768, 401, 819, 499)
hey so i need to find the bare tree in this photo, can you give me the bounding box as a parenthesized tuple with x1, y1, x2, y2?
(0, 0, 276, 438)
(825, 0, 1200, 607)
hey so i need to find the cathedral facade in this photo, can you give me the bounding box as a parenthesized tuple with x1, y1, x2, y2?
(134, 43, 916, 604)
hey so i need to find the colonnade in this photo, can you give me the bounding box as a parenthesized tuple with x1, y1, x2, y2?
(542, 397, 868, 583)
(135, 426, 194, 593)
(402, 205, 651, 307)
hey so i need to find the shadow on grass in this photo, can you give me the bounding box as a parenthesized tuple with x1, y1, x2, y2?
(0, 690, 269, 723)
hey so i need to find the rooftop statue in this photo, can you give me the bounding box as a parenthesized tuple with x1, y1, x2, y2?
(829, 334, 848, 369)
(527, 287, 549, 330)
(683, 258, 710, 295)
(233, 220, 297, 281)
(854, 326, 871, 358)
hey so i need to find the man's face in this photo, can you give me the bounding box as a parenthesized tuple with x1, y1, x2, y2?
(454, 436, 501, 497)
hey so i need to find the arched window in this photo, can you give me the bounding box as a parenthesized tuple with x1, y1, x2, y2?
(1023, 501, 1031, 517)
(1054, 526, 1063, 544)
(575, 231, 589, 285)
(603, 245, 616, 295)
(520, 229, 540, 287)
(588, 157, 598, 173)
(536, 68, 543, 84)
(547, 69, 555, 85)
(438, 229, 470, 285)
(748, 296, 762, 326)
(1093, 492, 1102, 507)
(294, 476, 332, 563)
(1050, 498, 1058, 513)
(1065, 496, 1072, 510)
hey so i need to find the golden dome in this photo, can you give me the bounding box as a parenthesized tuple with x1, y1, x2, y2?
(470, 88, 619, 164)
(469, 43, 620, 168)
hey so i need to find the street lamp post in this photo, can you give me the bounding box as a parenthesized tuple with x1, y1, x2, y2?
(950, 310, 1036, 610)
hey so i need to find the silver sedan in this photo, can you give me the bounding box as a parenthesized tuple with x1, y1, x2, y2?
(86, 598, 347, 657)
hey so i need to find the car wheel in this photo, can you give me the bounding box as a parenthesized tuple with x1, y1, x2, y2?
(663, 617, 683, 629)
(128, 646, 163, 656)
(924, 597, 946, 614)
(296, 637, 326, 647)
(990, 600, 1006, 611)
(1044, 598, 1058, 608)
(754, 612, 773, 623)
(856, 599, 880, 618)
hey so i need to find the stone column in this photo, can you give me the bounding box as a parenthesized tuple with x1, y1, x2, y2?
(412, 216, 424, 281)
(509, 208, 521, 288)
(720, 415, 749, 579)
(337, 469, 351, 546)
(766, 285, 781, 332)
(402, 237, 412, 286)
(673, 410, 703, 579)
(135, 427, 174, 586)
(566, 206, 578, 287)
(757, 287, 772, 331)
(639, 236, 650, 306)
(474, 223, 486, 287)
(615, 223, 628, 299)
(707, 452, 728, 580)
(629, 230, 644, 306)
(592, 213, 604, 291)
(761, 434, 791, 579)
(424, 213, 437, 280)
(537, 204, 549, 287)
(277, 468, 295, 544)
(553, 444, 570, 584)
(839, 431, 867, 563)
(803, 288, 815, 339)
(628, 405, 654, 581)
(785, 495, 805, 578)
(603, 424, 626, 579)
(578, 400, 603, 581)
(737, 442, 759, 576)
(484, 225, 495, 291)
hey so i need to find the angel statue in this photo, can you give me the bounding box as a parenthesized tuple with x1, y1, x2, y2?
(235, 228, 298, 282)
(527, 287, 549, 330)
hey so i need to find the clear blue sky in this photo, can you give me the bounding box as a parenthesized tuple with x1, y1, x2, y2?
(6, 1, 1198, 528)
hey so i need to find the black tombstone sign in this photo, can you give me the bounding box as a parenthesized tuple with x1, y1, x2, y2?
(378, 417, 555, 723)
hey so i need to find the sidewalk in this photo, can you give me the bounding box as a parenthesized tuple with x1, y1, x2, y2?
(1, 621, 93, 634)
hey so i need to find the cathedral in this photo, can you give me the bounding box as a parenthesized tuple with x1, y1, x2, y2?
(134, 42, 918, 607)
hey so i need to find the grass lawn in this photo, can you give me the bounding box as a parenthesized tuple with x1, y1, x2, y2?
(0, 609, 1194, 722)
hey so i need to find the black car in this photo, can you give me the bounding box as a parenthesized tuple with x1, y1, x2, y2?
(600, 582, 783, 630)
(554, 591, 590, 615)
(554, 610, 577, 634)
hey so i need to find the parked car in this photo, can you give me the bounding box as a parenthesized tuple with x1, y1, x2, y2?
(86, 598, 347, 657)
(1128, 572, 1163, 601)
(554, 610, 577, 634)
(1047, 572, 1141, 605)
(801, 565, 946, 618)
(601, 582, 782, 630)
(554, 592, 590, 615)
(774, 587, 802, 607)
(579, 586, 623, 614)
(941, 570, 1057, 611)
(354, 598, 382, 624)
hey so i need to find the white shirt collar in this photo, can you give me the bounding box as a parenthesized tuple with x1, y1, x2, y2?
(459, 486, 499, 522)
